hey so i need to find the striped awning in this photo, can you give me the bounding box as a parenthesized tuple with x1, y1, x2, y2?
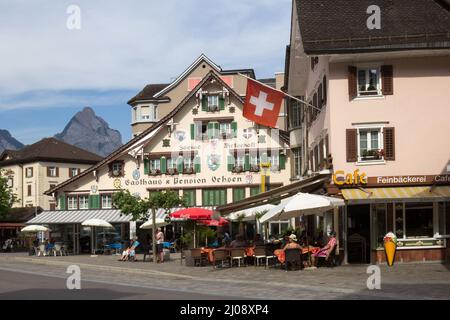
(342, 186, 450, 203)
(26, 209, 131, 225)
(155, 207, 216, 221)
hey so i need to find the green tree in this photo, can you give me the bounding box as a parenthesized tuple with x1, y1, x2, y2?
(0, 169, 18, 219)
(113, 189, 186, 263)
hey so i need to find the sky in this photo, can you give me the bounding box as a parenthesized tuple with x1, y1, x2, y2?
(0, 0, 292, 145)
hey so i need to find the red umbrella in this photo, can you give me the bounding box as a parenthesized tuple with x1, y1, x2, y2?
(199, 218, 229, 227)
(170, 208, 215, 221)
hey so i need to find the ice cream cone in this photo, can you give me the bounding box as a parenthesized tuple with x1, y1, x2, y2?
(384, 241, 397, 267)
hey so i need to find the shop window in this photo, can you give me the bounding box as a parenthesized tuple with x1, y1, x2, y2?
(404, 203, 434, 238)
(372, 203, 387, 249)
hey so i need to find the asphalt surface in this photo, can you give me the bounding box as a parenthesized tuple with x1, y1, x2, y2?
(0, 269, 243, 300)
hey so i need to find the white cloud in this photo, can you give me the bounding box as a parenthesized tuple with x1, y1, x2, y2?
(0, 0, 291, 96)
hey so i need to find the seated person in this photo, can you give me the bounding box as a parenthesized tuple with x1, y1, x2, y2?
(252, 234, 265, 247)
(283, 234, 302, 250)
(229, 234, 248, 248)
(120, 247, 131, 261)
(128, 237, 140, 261)
(311, 231, 337, 266)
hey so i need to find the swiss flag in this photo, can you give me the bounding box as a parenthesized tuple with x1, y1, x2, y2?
(243, 78, 285, 128)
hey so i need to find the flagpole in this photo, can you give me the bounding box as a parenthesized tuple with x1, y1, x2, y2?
(237, 73, 322, 112)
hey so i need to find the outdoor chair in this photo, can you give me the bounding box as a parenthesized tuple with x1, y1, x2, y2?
(230, 248, 246, 267)
(264, 247, 279, 268)
(253, 247, 267, 267)
(37, 244, 47, 256)
(212, 249, 230, 269)
(186, 248, 207, 267)
(284, 248, 303, 272)
(317, 244, 337, 268)
(53, 244, 63, 256)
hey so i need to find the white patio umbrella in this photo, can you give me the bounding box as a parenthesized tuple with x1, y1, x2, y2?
(21, 225, 51, 232)
(82, 219, 114, 256)
(228, 204, 275, 222)
(259, 193, 345, 223)
(140, 218, 168, 230)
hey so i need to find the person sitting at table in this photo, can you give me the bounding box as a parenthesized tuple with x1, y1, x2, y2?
(283, 234, 302, 250)
(252, 234, 265, 247)
(311, 231, 337, 266)
(120, 246, 131, 261)
(230, 234, 247, 248)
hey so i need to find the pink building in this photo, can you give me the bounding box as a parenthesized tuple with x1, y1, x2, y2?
(284, 0, 450, 264)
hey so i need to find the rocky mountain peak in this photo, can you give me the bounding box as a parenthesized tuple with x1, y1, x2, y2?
(0, 129, 24, 153)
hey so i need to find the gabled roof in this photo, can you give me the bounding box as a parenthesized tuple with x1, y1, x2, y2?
(0, 138, 102, 166)
(127, 83, 170, 105)
(153, 54, 222, 98)
(44, 71, 245, 196)
(296, 0, 450, 54)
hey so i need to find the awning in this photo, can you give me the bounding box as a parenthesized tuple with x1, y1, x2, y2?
(342, 186, 450, 204)
(26, 210, 131, 225)
(0, 223, 25, 229)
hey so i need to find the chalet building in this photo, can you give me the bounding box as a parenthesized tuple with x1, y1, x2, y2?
(218, 0, 450, 264)
(28, 56, 292, 254)
(0, 138, 102, 243)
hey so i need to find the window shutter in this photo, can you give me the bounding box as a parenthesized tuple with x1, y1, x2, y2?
(220, 189, 226, 205)
(381, 65, 394, 95)
(160, 157, 167, 174)
(58, 196, 66, 211)
(213, 122, 220, 138)
(194, 155, 201, 173)
(201, 95, 208, 111)
(231, 122, 237, 138)
(144, 158, 149, 175)
(219, 95, 225, 110)
(177, 157, 184, 173)
(309, 150, 314, 171)
(383, 127, 396, 160)
(78, 168, 81, 175)
(190, 124, 195, 140)
(227, 154, 234, 172)
(207, 122, 214, 139)
(89, 195, 100, 209)
(348, 66, 357, 99)
(244, 154, 250, 171)
(47, 167, 50, 177)
(69, 168, 73, 178)
(323, 75, 327, 105)
(318, 84, 323, 109)
(279, 153, 286, 170)
(56, 167, 59, 177)
(346, 129, 358, 162)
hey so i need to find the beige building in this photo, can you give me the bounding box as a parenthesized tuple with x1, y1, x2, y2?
(0, 138, 102, 211)
(30, 56, 292, 253)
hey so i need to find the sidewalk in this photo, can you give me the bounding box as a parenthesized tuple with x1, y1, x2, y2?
(1, 252, 450, 299)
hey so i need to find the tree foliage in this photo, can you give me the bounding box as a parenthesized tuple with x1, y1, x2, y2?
(0, 169, 18, 218)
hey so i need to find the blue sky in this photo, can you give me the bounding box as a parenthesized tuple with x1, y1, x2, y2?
(0, 0, 291, 145)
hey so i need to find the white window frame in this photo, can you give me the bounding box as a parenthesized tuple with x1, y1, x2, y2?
(26, 167, 33, 178)
(7, 177, 13, 188)
(357, 66, 382, 97)
(183, 157, 193, 169)
(78, 196, 89, 210)
(250, 154, 259, 166)
(150, 159, 161, 171)
(354, 123, 386, 165)
(293, 147, 302, 178)
(68, 196, 77, 210)
(101, 195, 113, 209)
(167, 158, 176, 169)
(71, 168, 78, 177)
(219, 122, 231, 136)
(236, 155, 245, 167)
(49, 167, 57, 177)
(207, 95, 219, 110)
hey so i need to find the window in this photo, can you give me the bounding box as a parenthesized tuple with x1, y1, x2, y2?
(27, 185, 32, 196)
(47, 167, 58, 177)
(49, 184, 56, 190)
(235, 154, 245, 167)
(207, 95, 219, 111)
(250, 154, 259, 166)
(270, 154, 279, 169)
(233, 188, 245, 202)
(310, 56, 319, 70)
(167, 158, 176, 169)
(7, 177, 13, 188)
(219, 122, 231, 138)
(394, 202, 436, 240)
(183, 157, 193, 169)
(357, 68, 381, 96)
(202, 189, 227, 206)
(25, 167, 33, 178)
(69, 168, 79, 178)
(183, 190, 196, 207)
(67, 196, 77, 210)
(358, 128, 383, 162)
(140, 106, 150, 120)
(78, 195, 89, 210)
(290, 99, 302, 128)
(293, 148, 302, 178)
(101, 195, 113, 209)
(132, 107, 137, 122)
(110, 162, 124, 177)
(153, 105, 158, 120)
(150, 159, 161, 171)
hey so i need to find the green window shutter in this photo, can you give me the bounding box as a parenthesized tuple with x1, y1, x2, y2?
(231, 122, 237, 138)
(58, 196, 66, 210)
(89, 195, 100, 209)
(219, 95, 225, 110)
(227, 154, 234, 172)
(202, 190, 208, 206)
(244, 154, 250, 171)
(183, 190, 195, 207)
(280, 153, 286, 170)
(160, 157, 167, 174)
(202, 95, 208, 111)
(233, 188, 245, 202)
(207, 122, 214, 139)
(177, 157, 183, 173)
(194, 155, 201, 173)
(190, 124, 195, 140)
(209, 190, 215, 206)
(219, 189, 227, 205)
(144, 158, 149, 175)
(250, 187, 260, 196)
(213, 122, 219, 139)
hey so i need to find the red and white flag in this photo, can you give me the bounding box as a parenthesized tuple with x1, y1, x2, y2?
(243, 78, 285, 128)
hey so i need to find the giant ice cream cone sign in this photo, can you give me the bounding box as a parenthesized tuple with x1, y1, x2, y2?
(383, 232, 397, 267)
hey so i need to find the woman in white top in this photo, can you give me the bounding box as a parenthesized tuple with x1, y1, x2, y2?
(156, 228, 165, 263)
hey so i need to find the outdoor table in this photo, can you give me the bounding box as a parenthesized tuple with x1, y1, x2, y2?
(274, 247, 320, 264)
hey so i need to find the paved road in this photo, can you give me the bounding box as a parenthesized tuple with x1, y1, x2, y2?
(0, 269, 243, 300)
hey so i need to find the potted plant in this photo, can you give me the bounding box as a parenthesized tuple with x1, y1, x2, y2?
(233, 165, 243, 173)
(184, 167, 194, 175)
(150, 169, 161, 176)
(250, 165, 260, 172)
(167, 168, 178, 175)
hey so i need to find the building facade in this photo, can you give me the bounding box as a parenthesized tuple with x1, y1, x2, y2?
(284, 0, 450, 263)
(35, 56, 292, 253)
